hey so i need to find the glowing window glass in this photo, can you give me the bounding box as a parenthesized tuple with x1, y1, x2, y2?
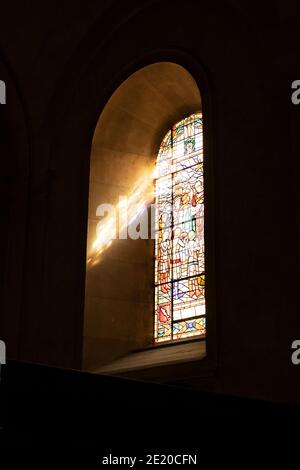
(154, 113, 206, 342)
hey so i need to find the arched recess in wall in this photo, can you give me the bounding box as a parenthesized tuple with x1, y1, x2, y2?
(0, 56, 30, 359)
(84, 62, 214, 375)
(37, 0, 260, 378)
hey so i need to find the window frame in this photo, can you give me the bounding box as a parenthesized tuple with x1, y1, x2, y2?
(153, 112, 206, 345)
(91, 49, 218, 381)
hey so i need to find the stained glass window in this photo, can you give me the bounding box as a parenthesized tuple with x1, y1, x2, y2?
(154, 113, 206, 342)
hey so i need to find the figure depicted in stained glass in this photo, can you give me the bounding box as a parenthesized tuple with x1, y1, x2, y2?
(154, 113, 206, 342)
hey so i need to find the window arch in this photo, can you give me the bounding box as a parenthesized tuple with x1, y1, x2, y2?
(154, 112, 206, 343)
(83, 62, 208, 372)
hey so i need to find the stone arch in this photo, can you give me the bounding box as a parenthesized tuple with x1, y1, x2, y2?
(37, 0, 260, 370)
(84, 62, 202, 369)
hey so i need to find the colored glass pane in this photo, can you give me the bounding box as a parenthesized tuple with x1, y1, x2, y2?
(154, 113, 206, 342)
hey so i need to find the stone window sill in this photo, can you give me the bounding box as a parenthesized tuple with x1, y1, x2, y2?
(93, 339, 206, 382)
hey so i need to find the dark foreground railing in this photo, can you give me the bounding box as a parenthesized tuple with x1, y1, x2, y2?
(1, 360, 299, 450)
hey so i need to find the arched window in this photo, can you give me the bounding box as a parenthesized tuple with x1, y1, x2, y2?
(84, 62, 210, 373)
(154, 112, 206, 343)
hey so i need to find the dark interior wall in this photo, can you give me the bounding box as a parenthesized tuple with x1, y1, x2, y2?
(0, 0, 300, 403)
(0, 59, 29, 360)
